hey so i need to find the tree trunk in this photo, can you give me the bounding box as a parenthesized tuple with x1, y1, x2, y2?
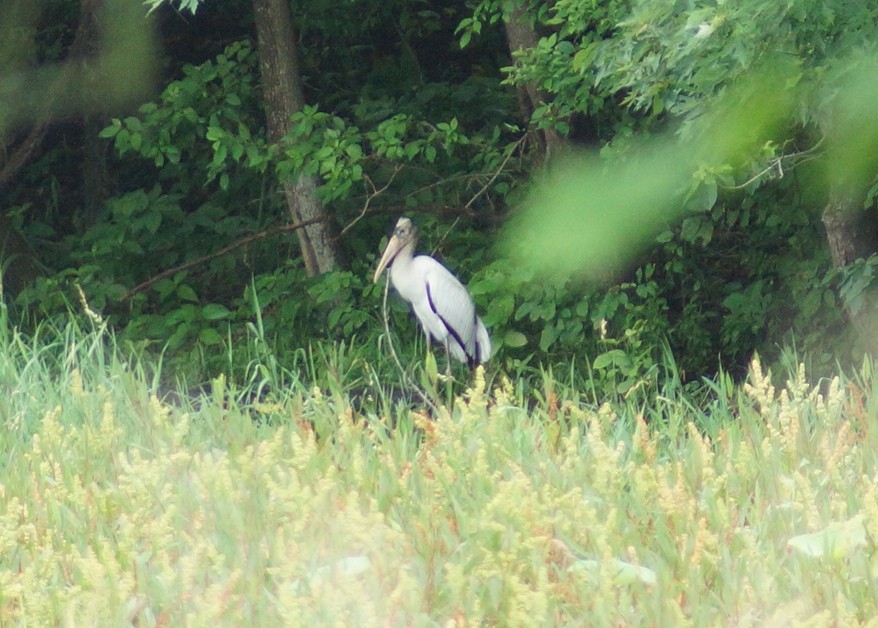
(503, 3, 566, 163)
(0, 216, 42, 298)
(252, 0, 338, 275)
(822, 187, 878, 352)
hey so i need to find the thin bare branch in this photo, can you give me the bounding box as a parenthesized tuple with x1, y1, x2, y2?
(430, 134, 525, 253)
(720, 138, 825, 191)
(122, 216, 326, 301)
(464, 134, 526, 209)
(336, 165, 402, 241)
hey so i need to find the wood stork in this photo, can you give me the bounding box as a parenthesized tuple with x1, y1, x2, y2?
(373, 217, 491, 367)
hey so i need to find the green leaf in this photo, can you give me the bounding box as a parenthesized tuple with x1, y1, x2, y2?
(344, 144, 363, 160)
(787, 515, 867, 559)
(539, 326, 557, 351)
(202, 303, 231, 320)
(488, 293, 514, 322)
(199, 327, 224, 346)
(505, 66, 797, 280)
(424, 351, 439, 382)
(141, 211, 162, 234)
(153, 279, 176, 300)
(503, 330, 528, 348)
(99, 120, 121, 138)
(572, 43, 598, 73)
(569, 558, 657, 586)
(177, 284, 198, 302)
(655, 229, 674, 244)
(167, 322, 191, 347)
(592, 349, 627, 370)
(214, 144, 227, 163)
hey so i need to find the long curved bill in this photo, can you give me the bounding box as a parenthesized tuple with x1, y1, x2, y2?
(372, 234, 404, 283)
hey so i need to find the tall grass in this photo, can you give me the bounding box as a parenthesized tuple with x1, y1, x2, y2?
(2, 308, 878, 625)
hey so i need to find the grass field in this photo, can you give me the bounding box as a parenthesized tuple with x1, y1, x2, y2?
(2, 317, 878, 626)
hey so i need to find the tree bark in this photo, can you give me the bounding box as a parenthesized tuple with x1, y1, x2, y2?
(252, 0, 338, 275)
(0, 215, 42, 298)
(823, 191, 877, 268)
(822, 187, 878, 352)
(503, 2, 566, 163)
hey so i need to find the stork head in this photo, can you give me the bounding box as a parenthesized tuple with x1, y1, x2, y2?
(373, 217, 418, 283)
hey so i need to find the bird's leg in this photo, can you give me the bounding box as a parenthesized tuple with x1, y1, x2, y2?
(423, 330, 434, 366)
(441, 339, 455, 406)
(444, 341, 452, 379)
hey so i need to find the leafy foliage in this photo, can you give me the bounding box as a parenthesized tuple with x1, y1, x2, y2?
(5, 0, 878, 392)
(14, 16, 518, 379)
(494, 0, 878, 378)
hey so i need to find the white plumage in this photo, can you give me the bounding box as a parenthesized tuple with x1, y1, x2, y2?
(373, 217, 491, 366)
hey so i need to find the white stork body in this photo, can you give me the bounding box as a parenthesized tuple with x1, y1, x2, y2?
(373, 218, 490, 366)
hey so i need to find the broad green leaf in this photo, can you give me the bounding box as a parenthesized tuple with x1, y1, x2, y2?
(826, 60, 878, 191)
(570, 558, 657, 586)
(141, 211, 162, 234)
(505, 65, 796, 279)
(571, 42, 598, 73)
(503, 330, 528, 348)
(788, 515, 867, 559)
(424, 351, 439, 382)
(539, 326, 557, 351)
(592, 349, 627, 370)
(98, 120, 121, 138)
(202, 303, 231, 320)
(199, 327, 224, 346)
(177, 284, 198, 302)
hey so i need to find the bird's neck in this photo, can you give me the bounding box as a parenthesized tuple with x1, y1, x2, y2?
(393, 242, 416, 268)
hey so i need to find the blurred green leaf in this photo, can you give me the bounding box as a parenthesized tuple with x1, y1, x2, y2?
(569, 558, 657, 586)
(505, 65, 797, 279)
(825, 59, 878, 192)
(787, 515, 867, 559)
